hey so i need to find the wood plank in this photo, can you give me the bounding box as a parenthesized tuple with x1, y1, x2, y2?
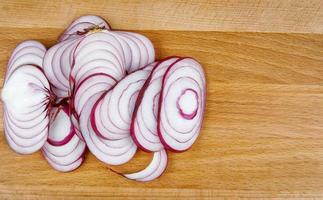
(0, 0, 323, 33)
(0, 28, 323, 198)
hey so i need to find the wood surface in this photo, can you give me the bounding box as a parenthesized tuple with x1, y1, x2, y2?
(1, 0, 323, 33)
(1, 0, 323, 199)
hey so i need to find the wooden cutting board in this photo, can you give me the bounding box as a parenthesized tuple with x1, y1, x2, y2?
(1, 0, 323, 199)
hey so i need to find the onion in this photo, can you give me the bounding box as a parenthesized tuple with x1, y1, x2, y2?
(59, 15, 111, 42)
(91, 63, 155, 140)
(79, 93, 137, 165)
(2, 64, 52, 154)
(157, 58, 206, 152)
(1, 15, 206, 182)
(113, 31, 155, 73)
(131, 57, 180, 152)
(43, 37, 81, 98)
(42, 104, 86, 172)
(5, 41, 46, 83)
(123, 150, 167, 182)
(47, 104, 75, 146)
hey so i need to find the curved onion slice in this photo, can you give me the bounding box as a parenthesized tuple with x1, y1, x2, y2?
(131, 57, 180, 152)
(73, 73, 116, 116)
(47, 105, 75, 146)
(1, 65, 51, 154)
(59, 15, 111, 42)
(4, 125, 47, 155)
(1, 14, 206, 182)
(91, 63, 155, 140)
(4, 109, 48, 141)
(80, 91, 137, 165)
(43, 37, 81, 97)
(5, 40, 46, 82)
(123, 149, 167, 182)
(76, 71, 137, 166)
(114, 31, 155, 73)
(42, 111, 86, 172)
(44, 156, 84, 172)
(157, 58, 206, 152)
(70, 113, 84, 141)
(42, 136, 86, 166)
(71, 31, 126, 85)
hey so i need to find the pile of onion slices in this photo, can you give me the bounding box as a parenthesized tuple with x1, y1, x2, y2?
(1, 15, 206, 182)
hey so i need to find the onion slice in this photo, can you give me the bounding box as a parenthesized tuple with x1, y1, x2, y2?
(47, 104, 75, 146)
(91, 63, 155, 140)
(59, 15, 111, 42)
(157, 58, 206, 152)
(122, 149, 168, 182)
(131, 57, 180, 152)
(42, 105, 86, 172)
(1, 64, 52, 154)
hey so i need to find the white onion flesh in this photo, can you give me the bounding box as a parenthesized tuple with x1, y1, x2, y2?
(59, 15, 111, 42)
(2, 64, 50, 154)
(124, 149, 167, 182)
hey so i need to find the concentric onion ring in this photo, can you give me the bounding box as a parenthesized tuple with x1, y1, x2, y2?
(157, 58, 206, 152)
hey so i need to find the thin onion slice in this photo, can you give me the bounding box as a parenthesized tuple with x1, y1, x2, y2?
(59, 15, 111, 42)
(157, 58, 206, 152)
(80, 91, 137, 165)
(122, 149, 168, 182)
(131, 57, 180, 152)
(5, 40, 46, 83)
(44, 156, 84, 172)
(47, 105, 75, 146)
(2, 64, 51, 154)
(91, 63, 155, 140)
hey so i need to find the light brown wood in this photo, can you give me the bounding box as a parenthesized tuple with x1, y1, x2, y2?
(1, 1, 323, 199)
(0, 0, 323, 33)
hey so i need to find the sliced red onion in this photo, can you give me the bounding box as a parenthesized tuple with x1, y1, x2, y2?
(73, 31, 125, 65)
(158, 58, 206, 152)
(8, 46, 45, 72)
(42, 136, 86, 166)
(131, 57, 180, 152)
(73, 73, 116, 116)
(4, 109, 48, 140)
(4, 114, 47, 147)
(114, 31, 155, 73)
(123, 150, 167, 182)
(43, 42, 69, 96)
(1, 65, 51, 154)
(70, 113, 84, 141)
(2, 65, 50, 115)
(43, 37, 82, 98)
(6, 53, 45, 83)
(4, 126, 47, 155)
(47, 105, 75, 146)
(53, 37, 81, 88)
(80, 92, 137, 165)
(60, 37, 80, 79)
(91, 63, 155, 140)
(75, 73, 137, 165)
(59, 15, 111, 42)
(6, 40, 46, 78)
(42, 104, 86, 172)
(44, 156, 84, 172)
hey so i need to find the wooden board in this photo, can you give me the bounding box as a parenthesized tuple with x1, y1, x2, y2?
(0, 0, 323, 33)
(1, 1, 323, 199)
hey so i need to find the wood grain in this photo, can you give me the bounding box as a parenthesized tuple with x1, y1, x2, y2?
(0, 0, 323, 33)
(1, 0, 323, 199)
(0, 27, 323, 199)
